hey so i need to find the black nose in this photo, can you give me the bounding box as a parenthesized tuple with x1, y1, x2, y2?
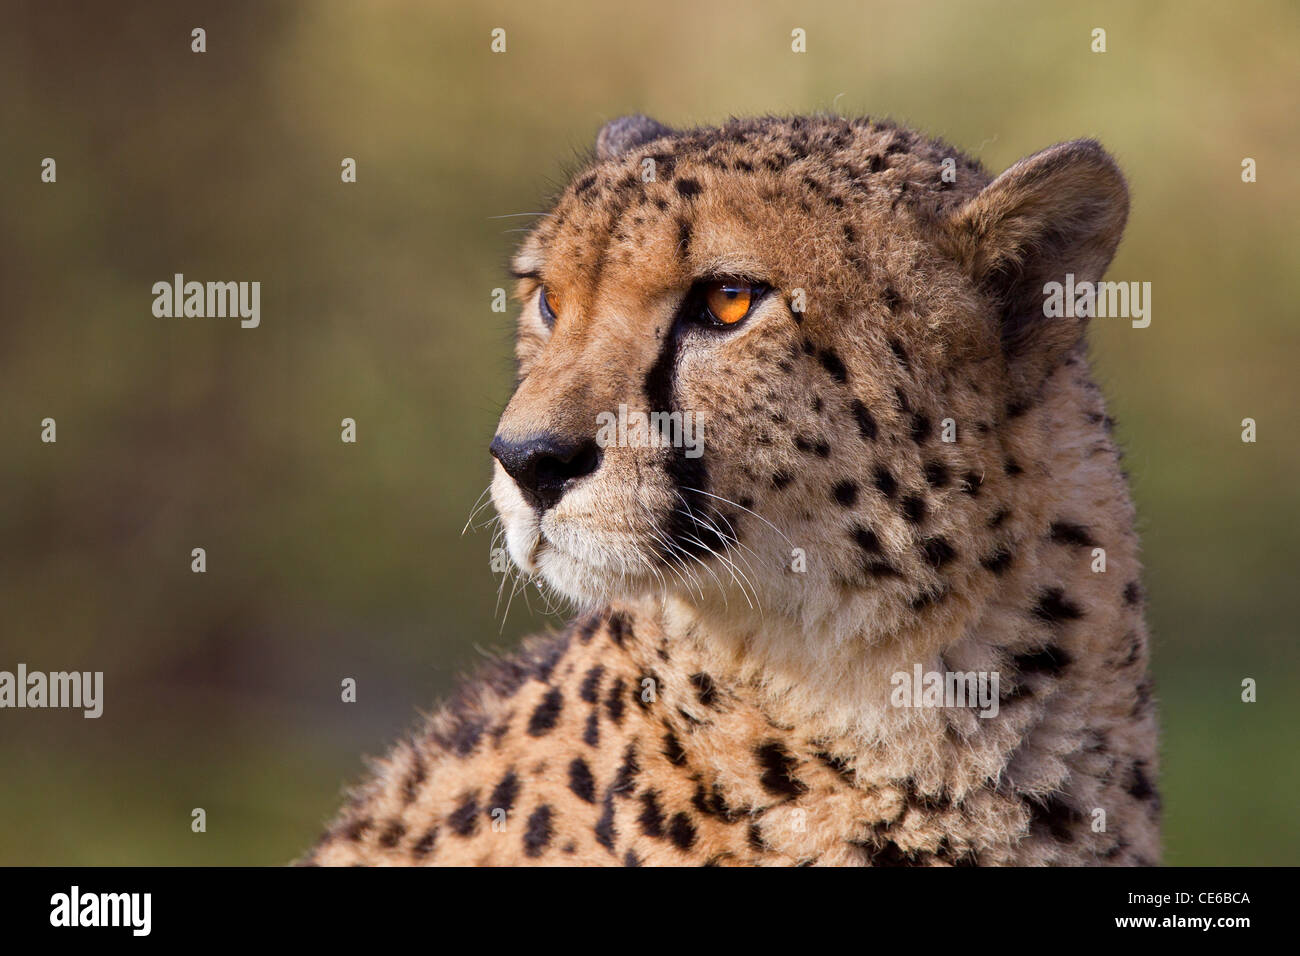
(490, 433, 603, 511)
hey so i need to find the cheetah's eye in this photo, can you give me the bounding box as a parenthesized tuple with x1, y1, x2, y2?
(538, 286, 560, 326)
(698, 279, 766, 328)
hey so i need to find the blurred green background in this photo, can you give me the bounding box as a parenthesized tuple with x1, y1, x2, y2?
(1, 0, 1296, 865)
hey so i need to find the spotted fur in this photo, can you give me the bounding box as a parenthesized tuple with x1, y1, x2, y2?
(303, 114, 1159, 866)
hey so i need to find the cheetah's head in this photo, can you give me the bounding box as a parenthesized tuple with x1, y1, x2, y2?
(490, 114, 1127, 631)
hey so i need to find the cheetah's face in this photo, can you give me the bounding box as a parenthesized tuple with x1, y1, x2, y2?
(489, 116, 1128, 621)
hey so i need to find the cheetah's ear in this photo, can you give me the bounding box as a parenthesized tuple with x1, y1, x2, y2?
(596, 114, 674, 161)
(947, 140, 1129, 393)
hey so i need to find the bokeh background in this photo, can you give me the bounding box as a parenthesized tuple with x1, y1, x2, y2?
(1, 0, 1296, 865)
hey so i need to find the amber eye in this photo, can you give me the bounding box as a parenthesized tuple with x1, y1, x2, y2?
(539, 286, 560, 326)
(701, 280, 762, 327)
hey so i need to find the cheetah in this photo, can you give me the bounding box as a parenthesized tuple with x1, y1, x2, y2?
(302, 114, 1160, 866)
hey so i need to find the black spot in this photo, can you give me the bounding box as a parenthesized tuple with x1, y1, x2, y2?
(864, 559, 903, 580)
(989, 508, 1011, 528)
(595, 793, 618, 852)
(910, 413, 931, 443)
(901, 495, 927, 524)
(909, 587, 948, 611)
(832, 480, 859, 507)
(569, 757, 597, 803)
(605, 679, 626, 724)
(756, 741, 808, 797)
(527, 688, 564, 736)
(691, 782, 733, 819)
(1032, 588, 1084, 627)
(873, 466, 898, 499)
(534, 633, 571, 682)
(1006, 398, 1030, 419)
(772, 471, 794, 490)
(378, 820, 405, 849)
(852, 527, 882, 555)
(923, 461, 950, 488)
(850, 399, 878, 440)
(523, 805, 553, 857)
(449, 793, 479, 837)
(921, 536, 956, 568)
(662, 731, 687, 766)
(794, 434, 831, 457)
(689, 672, 719, 708)
(1050, 521, 1096, 547)
(638, 790, 666, 837)
(577, 614, 600, 644)
(1123, 581, 1143, 606)
(868, 154, 886, 173)
(674, 177, 702, 198)
(489, 770, 520, 815)
(676, 219, 692, 256)
(748, 823, 767, 851)
(1013, 643, 1072, 677)
(579, 665, 604, 704)
(608, 612, 632, 647)
(623, 850, 643, 867)
(980, 548, 1014, 575)
(818, 349, 848, 383)
(882, 286, 901, 311)
(960, 471, 982, 496)
(1029, 793, 1080, 843)
(401, 752, 426, 806)
(815, 750, 856, 785)
(864, 840, 918, 866)
(669, 812, 698, 850)
(411, 827, 438, 859)
(1004, 457, 1023, 476)
(574, 172, 597, 195)
(613, 744, 640, 795)
(888, 339, 910, 369)
(894, 387, 910, 412)
(1127, 761, 1159, 805)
